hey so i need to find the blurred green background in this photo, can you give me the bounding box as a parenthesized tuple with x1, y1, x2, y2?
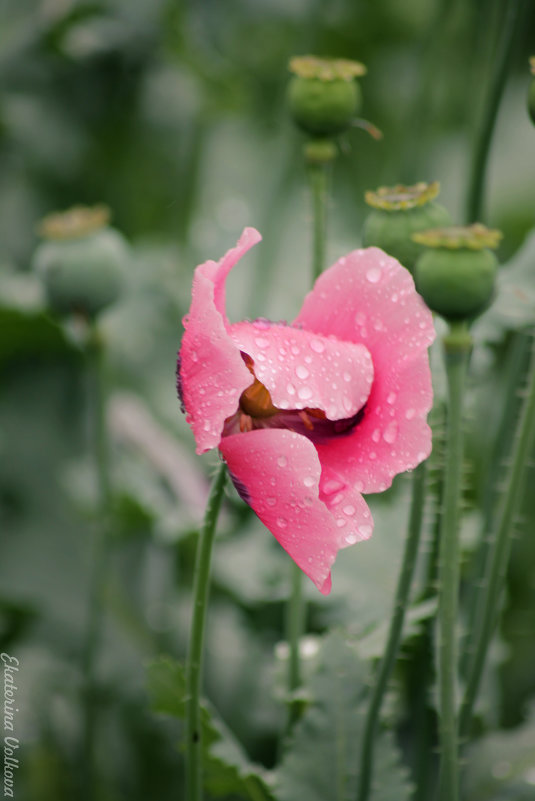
(1, 1, 535, 799)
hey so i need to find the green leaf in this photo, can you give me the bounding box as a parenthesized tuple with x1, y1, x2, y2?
(146, 657, 276, 800)
(273, 632, 413, 801)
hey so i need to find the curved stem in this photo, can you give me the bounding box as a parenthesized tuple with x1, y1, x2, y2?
(465, 0, 527, 223)
(357, 461, 427, 801)
(186, 462, 227, 801)
(460, 332, 535, 736)
(82, 325, 112, 801)
(437, 324, 471, 801)
(307, 161, 329, 283)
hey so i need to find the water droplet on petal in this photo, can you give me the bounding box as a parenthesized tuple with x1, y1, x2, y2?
(343, 396, 353, 413)
(286, 382, 296, 396)
(254, 336, 270, 349)
(331, 493, 344, 506)
(323, 479, 344, 495)
(387, 392, 397, 405)
(277, 517, 287, 528)
(405, 408, 416, 420)
(391, 293, 398, 303)
(191, 351, 199, 363)
(383, 421, 398, 444)
(277, 455, 288, 467)
(266, 496, 276, 506)
(343, 371, 351, 383)
(372, 429, 381, 443)
(298, 386, 312, 401)
(296, 365, 310, 379)
(336, 518, 347, 528)
(343, 504, 356, 516)
(310, 338, 325, 353)
(355, 480, 364, 492)
(366, 267, 382, 283)
(303, 476, 315, 488)
(358, 524, 372, 538)
(345, 532, 359, 545)
(291, 345, 300, 355)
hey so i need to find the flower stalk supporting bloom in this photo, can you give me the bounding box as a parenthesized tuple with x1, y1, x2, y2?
(357, 460, 427, 801)
(437, 322, 471, 801)
(82, 324, 112, 801)
(460, 331, 535, 736)
(185, 462, 227, 801)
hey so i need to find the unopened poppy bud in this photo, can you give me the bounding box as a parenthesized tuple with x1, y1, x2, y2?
(363, 182, 451, 274)
(412, 224, 502, 321)
(528, 57, 535, 125)
(287, 56, 365, 139)
(33, 205, 127, 319)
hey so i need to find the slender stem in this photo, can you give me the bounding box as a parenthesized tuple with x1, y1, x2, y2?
(461, 330, 530, 677)
(307, 161, 329, 282)
(82, 325, 112, 801)
(460, 332, 535, 736)
(437, 324, 471, 801)
(286, 561, 306, 727)
(465, 0, 527, 223)
(357, 462, 427, 801)
(186, 462, 227, 801)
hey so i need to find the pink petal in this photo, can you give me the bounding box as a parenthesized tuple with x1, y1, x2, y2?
(230, 321, 373, 419)
(219, 429, 372, 594)
(179, 229, 262, 453)
(198, 227, 262, 326)
(295, 247, 435, 492)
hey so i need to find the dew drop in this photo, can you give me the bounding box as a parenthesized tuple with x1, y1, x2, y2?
(266, 496, 276, 506)
(372, 429, 381, 443)
(343, 371, 351, 383)
(291, 345, 300, 355)
(358, 524, 372, 538)
(344, 532, 359, 545)
(383, 421, 398, 444)
(323, 479, 344, 495)
(286, 382, 296, 396)
(336, 518, 347, 528)
(191, 351, 199, 363)
(343, 504, 356, 516)
(405, 408, 416, 420)
(303, 476, 315, 488)
(296, 365, 310, 379)
(343, 396, 353, 413)
(387, 392, 397, 404)
(203, 421, 211, 432)
(310, 338, 325, 354)
(298, 386, 313, 401)
(277, 517, 287, 528)
(366, 267, 382, 283)
(331, 493, 344, 506)
(254, 336, 270, 349)
(391, 293, 398, 303)
(355, 480, 364, 492)
(277, 455, 288, 467)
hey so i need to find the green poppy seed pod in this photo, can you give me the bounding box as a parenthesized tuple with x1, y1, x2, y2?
(413, 224, 502, 321)
(362, 182, 451, 274)
(287, 56, 366, 138)
(33, 205, 127, 319)
(528, 57, 535, 125)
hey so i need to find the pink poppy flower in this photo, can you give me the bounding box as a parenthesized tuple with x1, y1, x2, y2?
(177, 228, 435, 594)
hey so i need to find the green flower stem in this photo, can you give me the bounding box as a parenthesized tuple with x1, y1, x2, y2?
(82, 324, 112, 801)
(307, 160, 329, 283)
(357, 461, 427, 801)
(437, 323, 471, 801)
(286, 561, 306, 726)
(465, 0, 527, 223)
(460, 332, 535, 736)
(186, 462, 227, 801)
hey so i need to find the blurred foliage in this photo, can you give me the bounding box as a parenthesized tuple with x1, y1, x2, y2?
(2, 1, 535, 799)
